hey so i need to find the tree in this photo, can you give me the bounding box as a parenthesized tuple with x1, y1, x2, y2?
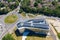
(2, 34, 15, 40)
(0, 2, 4, 7)
(0, 8, 9, 15)
(52, 1, 57, 6)
(9, 2, 18, 10)
(18, 0, 21, 2)
(34, 2, 38, 7)
(7, 0, 15, 2)
(19, 9, 23, 13)
(35, 0, 42, 3)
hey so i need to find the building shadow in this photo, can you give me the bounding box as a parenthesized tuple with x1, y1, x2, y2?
(15, 29, 47, 38)
(15, 29, 22, 36)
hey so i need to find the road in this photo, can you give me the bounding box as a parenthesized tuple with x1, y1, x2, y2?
(0, 2, 22, 40)
(0, 2, 30, 40)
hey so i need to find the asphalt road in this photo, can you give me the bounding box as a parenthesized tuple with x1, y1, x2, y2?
(0, 2, 21, 40)
(0, 3, 29, 40)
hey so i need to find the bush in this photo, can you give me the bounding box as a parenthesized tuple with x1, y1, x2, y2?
(9, 3, 18, 10)
(34, 2, 38, 7)
(0, 2, 5, 8)
(2, 34, 15, 40)
(0, 8, 9, 15)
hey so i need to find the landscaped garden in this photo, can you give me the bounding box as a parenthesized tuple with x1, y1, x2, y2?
(4, 14, 18, 24)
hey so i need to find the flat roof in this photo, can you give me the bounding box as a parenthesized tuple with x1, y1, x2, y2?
(17, 19, 49, 29)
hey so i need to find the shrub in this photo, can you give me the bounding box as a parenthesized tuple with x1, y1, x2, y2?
(2, 34, 15, 40)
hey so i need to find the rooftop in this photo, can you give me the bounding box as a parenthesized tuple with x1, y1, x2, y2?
(17, 19, 49, 29)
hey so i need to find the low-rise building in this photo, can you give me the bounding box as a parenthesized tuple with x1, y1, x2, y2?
(17, 18, 49, 35)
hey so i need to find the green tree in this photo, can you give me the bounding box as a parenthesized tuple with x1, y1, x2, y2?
(19, 9, 23, 13)
(35, 0, 42, 3)
(0, 2, 4, 7)
(7, 0, 15, 2)
(18, 0, 21, 2)
(2, 34, 15, 40)
(34, 2, 38, 7)
(52, 1, 57, 6)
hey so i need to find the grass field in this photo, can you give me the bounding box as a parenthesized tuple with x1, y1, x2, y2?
(12, 32, 22, 40)
(28, 14, 35, 18)
(4, 14, 18, 24)
(21, 12, 26, 18)
(26, 36, 53, 40)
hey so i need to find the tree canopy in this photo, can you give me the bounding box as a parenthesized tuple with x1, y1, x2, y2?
(2, 34, 15, 40)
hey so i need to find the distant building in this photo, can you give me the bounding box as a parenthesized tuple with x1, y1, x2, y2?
(17, 18, 49, 35)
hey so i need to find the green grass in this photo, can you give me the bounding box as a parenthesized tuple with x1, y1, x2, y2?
(21, 12, 26, 18)
(28, 14, 35, 18)
(4, 14, 18, 24)
(12, 32, 22, 40)
(26, 33, 53, 40)
(26, 36, 53, 40)
(57, 33, 60, 39)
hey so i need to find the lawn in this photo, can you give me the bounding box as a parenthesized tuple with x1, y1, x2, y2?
(12, 32, 22, 40)
(21, 12, 26, 18)
(26, 36, 53, 40)
(28, 14, 35, 18)
(4, 14, 18, 24)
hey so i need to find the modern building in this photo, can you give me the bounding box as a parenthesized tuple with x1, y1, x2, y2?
(17, 18, 49, 35)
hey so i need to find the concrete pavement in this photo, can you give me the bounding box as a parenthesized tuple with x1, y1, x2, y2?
(46, 19, 59, 40)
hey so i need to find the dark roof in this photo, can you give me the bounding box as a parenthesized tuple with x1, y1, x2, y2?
(17, 19, 49, 29)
